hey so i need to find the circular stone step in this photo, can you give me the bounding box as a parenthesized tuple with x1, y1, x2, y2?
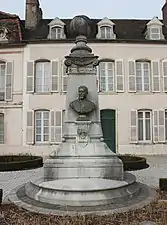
(23, 173, 140, 207)
(39, 178, 128, 191)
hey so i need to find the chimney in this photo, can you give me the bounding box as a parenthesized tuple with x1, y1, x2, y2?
(162, 0, 167, 26)
(25, 0, 43, 29)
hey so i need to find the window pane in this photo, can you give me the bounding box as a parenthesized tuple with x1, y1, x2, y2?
(138, 120, 143, 140)
(44, 127, 49, 135)
(35, 110, 49, 143)
(36, 127, 41, 134)
(145, 112, 150, 119)
(44, 135, 49, 142)
(138, 112, 143, 119)
(145, 120, 151, 140)
(35, 62, 51, 93)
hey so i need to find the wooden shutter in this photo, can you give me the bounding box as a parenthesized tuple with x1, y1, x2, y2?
(151, 60, 160, 92)
(162, 60, 167, 92)
(0, 113, 4, 144)
(55, 110, 62, 143)
(51, 60, 59, 92)
(62, 62, 68, 92)
(26, 110, 34, 144)
(153, 110, 165, 143)
(130, 110, 138, 143)
(26, 61, 34, 93)
(96, 66, 100, 92)
(5, 61, 13, 101)
(62, 110, 65, 138)
(153, 110, 159, 143)
(128, 60, 136, 92)
(115, 60, 124, 92)
(50, 110, 55, 144)
(158, 110, 165, 143)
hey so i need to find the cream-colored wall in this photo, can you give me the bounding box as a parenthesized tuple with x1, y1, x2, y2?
(19, 43, 167, 156)
(0, 48, 23, 154)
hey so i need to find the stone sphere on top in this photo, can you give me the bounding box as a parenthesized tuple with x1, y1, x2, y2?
(69, 15, 91, 38)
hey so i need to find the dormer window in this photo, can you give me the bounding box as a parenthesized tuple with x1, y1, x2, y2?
(100, 26, 113, 39)
(96, 17, 116, 40)
(145, 17, 165, 40)
(48, 17, 66, 39)
(150, 27, 161, 40)
(51, 26, 63, 39)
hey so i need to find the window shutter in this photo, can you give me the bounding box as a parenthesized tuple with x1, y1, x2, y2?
(96, 66, 100, 92)
(55, 110, 62, 143)
(115, 60, 124, 92)
(158, 110, 165, 143)
(62, 110, 65, 137)
(153, 110, 159, 143)
(162, 60, 167, 92)
(128, 60, 136, 92)
(5, 61, 13, 101)
(50, 110, 55, 144)
(0, 113, 4, 144)
(151, 60, 160, 92)
(130, 110, 138, 143)
(62, 62, 68, 92)
(26, 110, 34, 144)
(26, 61, 34, 93)
(51, 60, 59, 92)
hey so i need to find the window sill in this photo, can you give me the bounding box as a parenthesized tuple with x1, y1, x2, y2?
(32, 92, 58, 95)
(131, 142, 153, 145)
(98, 92, 121, 95)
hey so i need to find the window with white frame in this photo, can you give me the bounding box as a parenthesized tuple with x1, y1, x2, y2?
(51, 26, 63, 39)
(35, 61, 51, 93)
(138, 110, 151, 142)
(100, 26, 113, 39)
(130, 109, 152, 143)
(99, 61, 115, 92)
(35, 110, 49, 143)
(136, 61, 150, 92)
(165, 110, 167, 141)
(0, 113, 4, 144)
(150, 27, 161, 40)
(26, 109, 64, 145)
(0, 62, 6, 101)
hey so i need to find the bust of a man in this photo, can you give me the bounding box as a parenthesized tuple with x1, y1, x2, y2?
(70, 85, 96, 121)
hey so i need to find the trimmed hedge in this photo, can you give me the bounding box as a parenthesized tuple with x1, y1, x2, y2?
(118, 155, 149, 171)
(0, 189, 2, 205)
(0, 155, 43, 172)
(159, 178, 167, 191)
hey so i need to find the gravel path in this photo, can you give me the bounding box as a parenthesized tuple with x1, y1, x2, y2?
(0, 155, 166, 204)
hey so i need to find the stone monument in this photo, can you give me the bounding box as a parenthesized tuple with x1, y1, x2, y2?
(9, 15, 156, 215)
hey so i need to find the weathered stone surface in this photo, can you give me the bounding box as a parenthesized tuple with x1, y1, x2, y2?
(139, 221, 156, 225)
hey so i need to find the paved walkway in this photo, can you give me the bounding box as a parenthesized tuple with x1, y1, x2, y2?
(0, 156, 167, 204)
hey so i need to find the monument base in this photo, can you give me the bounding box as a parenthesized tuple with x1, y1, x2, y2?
(9, 172, 156, 215)
(44, 142, 123, 181)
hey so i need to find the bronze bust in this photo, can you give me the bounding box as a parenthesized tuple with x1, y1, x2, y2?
(70, 86, 96, 121)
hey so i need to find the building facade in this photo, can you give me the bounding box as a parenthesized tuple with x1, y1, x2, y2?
(1, 0, 167, 155)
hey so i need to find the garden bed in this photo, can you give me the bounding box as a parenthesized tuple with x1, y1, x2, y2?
(0, 155, 43, 172)
(118, 155, 149, 171)
(0, 190, 166, 225)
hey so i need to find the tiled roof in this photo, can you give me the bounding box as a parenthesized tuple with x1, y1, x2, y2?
(22, 18, 167, 41)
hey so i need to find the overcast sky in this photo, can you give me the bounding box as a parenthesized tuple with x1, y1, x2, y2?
(1, 0, 165, 19)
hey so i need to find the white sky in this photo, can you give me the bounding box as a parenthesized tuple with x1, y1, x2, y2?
(0, 0, 165, 19)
